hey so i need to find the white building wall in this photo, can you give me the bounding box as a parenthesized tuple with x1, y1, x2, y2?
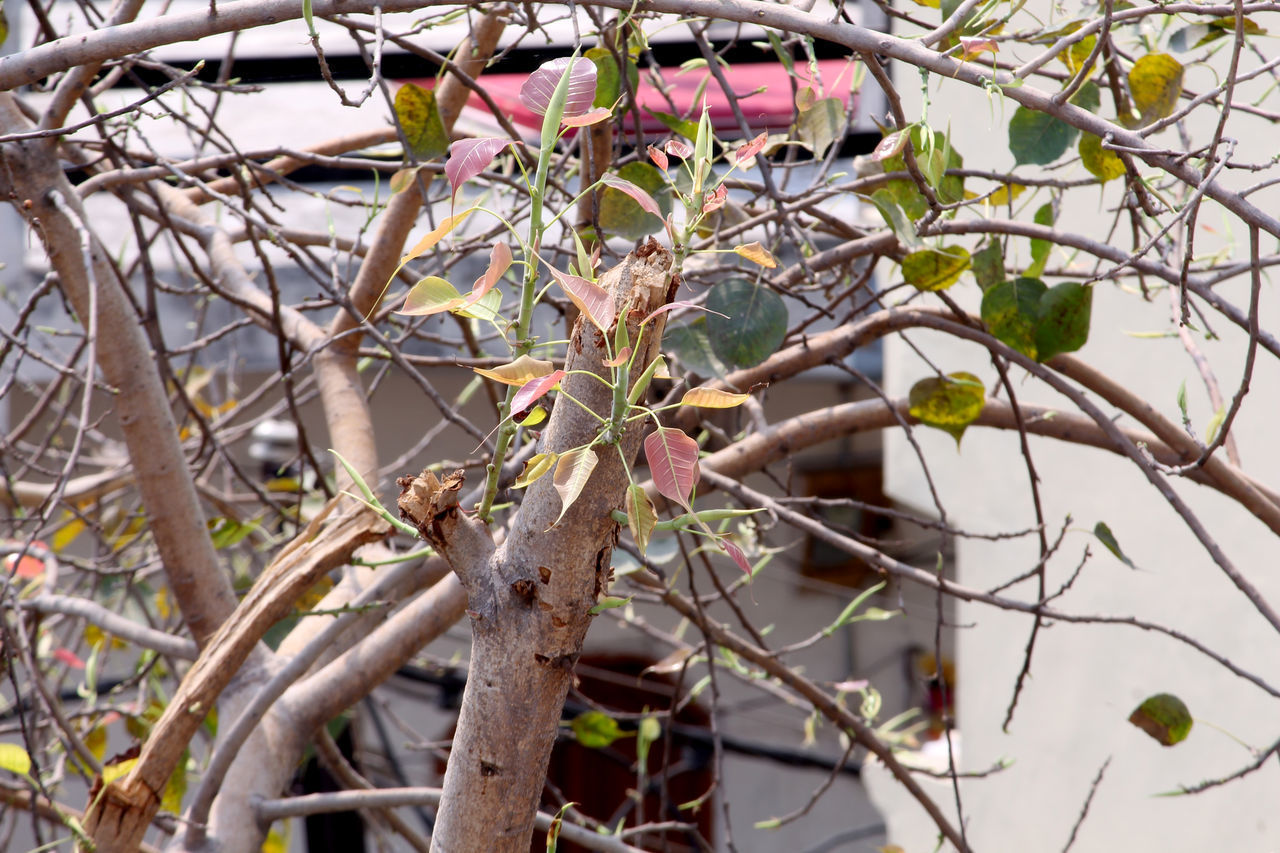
(877, 31, 1280, 852)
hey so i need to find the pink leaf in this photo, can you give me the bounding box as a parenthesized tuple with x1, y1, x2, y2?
(600, 173, 662, 218)
(665, 139, 693, 159)
(519, 56, 598, 118)
(547, 266, 615, 333)
(721, 539, 752, 576)
(871, 130, 909, 162)
(736, 131, 768, 164)
(701, 184, 728, 214)
(53, 648, 85, 669)
(445, 137, 515, 201)
(511, 370, 565, 414)
(553, 447, 599, 524)
(647, 144, 668, 171)
(561, 107, 612, 127)
(644, 427, 700, 512)
(641, 300, 728, 326)
(959, 36, 999, 57)
(464, 242, 512, 308)
(603, 347, 631, 367)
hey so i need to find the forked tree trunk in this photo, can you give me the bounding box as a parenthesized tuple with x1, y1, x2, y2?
(398, 241, 674, 851)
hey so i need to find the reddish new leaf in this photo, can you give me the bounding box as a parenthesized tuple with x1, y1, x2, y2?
(463, 242, 512, 309)
(561, 107, 612, 127)
(603, 347, 632, 367)
(511, 370, 565, 414)
(665, 138, 693, 159)
(599, 173, 663, 219)
(871, 130, 909, 162)
(53, 648, 85, 669)
(553, 447, 599, 524)
(445, 137, 515, 201)
(547, 266, 615, 333)
(647, 144, 669, 171)
(736, 131, 768, 164)
(519, 56, 598, 118)
(702, 184, 728, 214)
(644, 427, 700, 512)
(721, 539, 752, 576)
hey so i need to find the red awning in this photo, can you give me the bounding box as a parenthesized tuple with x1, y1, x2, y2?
(411, 57, 859, 142)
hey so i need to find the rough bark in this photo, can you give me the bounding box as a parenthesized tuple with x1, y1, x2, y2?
(397, 241, 674, 851)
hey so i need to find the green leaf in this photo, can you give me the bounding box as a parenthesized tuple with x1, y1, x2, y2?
(394, 83, 449, 160)
(1008, 106, 1078, 166)
(0, 742, 31, 776)
(866, 189, 921, 248)
(589, 595, 633, 615)
(585, 47, 620, 109)
(902, 246, 971, 291)
(981, 278, 1092, 361)
(981, 277, 1046, 358)
(972, 239, 1004, 291)
(705, 279, 788, 369)
(908, 372, 986, 444)
(1035, 280, 1092, 361)
(570, 711, 628, 748)
(881, 128, 965, 219)
(1129, 53, 1183, 123)
(664, 320, 729, 378)
(1079, 133, 1126, 182)
(644, 108, 699, 141)
(1027, 202, 1056, 278)
(796, 97, 847, 158)
(626, 483, 658, 554)
(599, 161, 670, 239)
(1071, 80, 1102, 113)
(1129, 693, 1193, 746)
(1093, 521, 1135, 568)
(398, 276, 465, 317)
(823, 581, 887, 636)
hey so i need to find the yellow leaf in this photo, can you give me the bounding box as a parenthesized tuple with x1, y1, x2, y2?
(262, 825, 289, 853)
(85, 725, 107, 761)
(472, 355, 557, 386)
(520, 405, 547, 426)
(553, 447, 599, 524)
(680, 387, 750, 408)
(513, 452, 558, 489)
(987, 183, 1025, 206)
(52, 513, 86, 552)
(102, 757, 138, 786)
(0, 743, 32, 776)
(733, 242, 777, 269)
(400, 208, 476, 265)
(1129, 53, 1183, 123)
(155, 587, 171, 620)
(1079, 134, 1126, 182)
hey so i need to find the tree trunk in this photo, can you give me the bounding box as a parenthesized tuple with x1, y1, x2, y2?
(398, 241, 674, 851)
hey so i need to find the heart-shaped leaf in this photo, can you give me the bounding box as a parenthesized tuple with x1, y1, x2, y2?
(546, 265, 615, 333)
(472, 355, 556, 386)
(706, 279, 787, 369)
(980, 277, 1092, 361)
(398, 276, 465, 316)
(520, 56, 598, 118)
(647, 144, 669, 171)
(511, 370, 565, 414)
(394, 82, 448, 160)
(1008, 106, 1078, 166)
(645, 427, 700, 512)
(445, 137, 515, 201)
(908, 372, 986, 444)
(1129, 53, 1183, 123)
(1079, 133, 1127, 183)
(554, 446, 599, 524)
(902, 246, 971, 291)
